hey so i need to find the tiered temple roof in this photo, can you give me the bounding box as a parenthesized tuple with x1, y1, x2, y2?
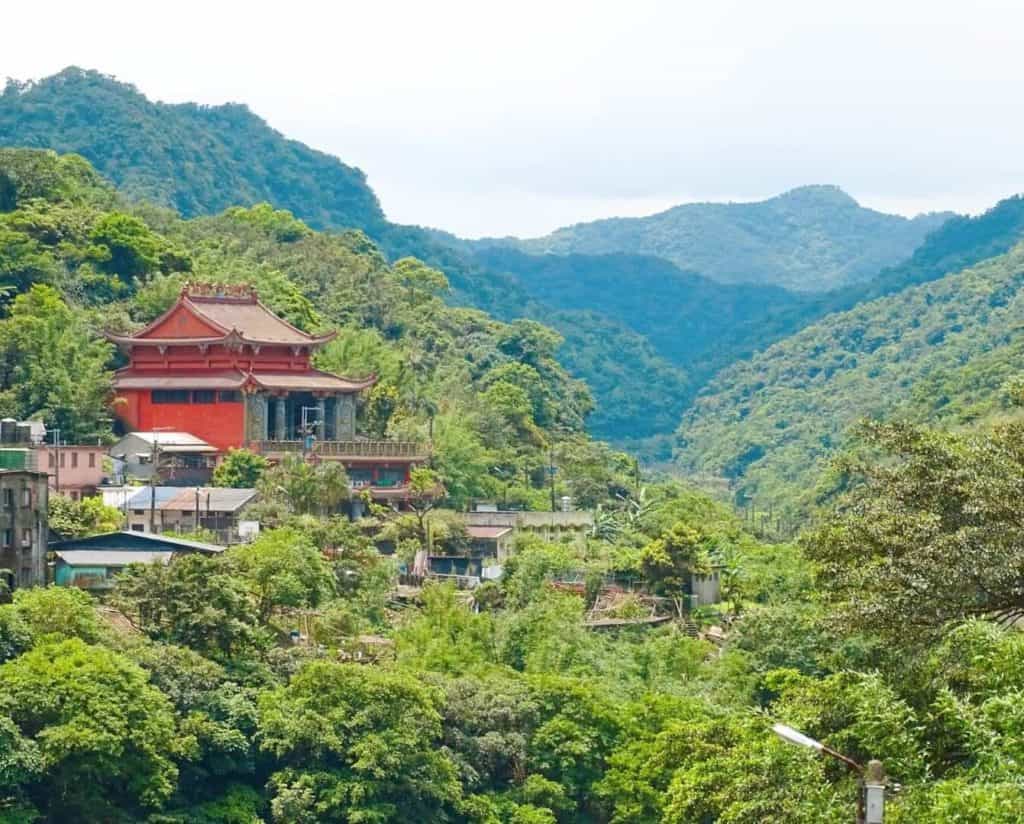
(105, 283, 337, 349)
(107, 284, 375, 394)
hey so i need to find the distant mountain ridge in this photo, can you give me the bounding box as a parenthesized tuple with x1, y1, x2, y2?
(676, 194, 1024, 518)
(477, 185, 953, 292)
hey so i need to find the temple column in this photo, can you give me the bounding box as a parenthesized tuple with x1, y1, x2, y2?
(336, 393, 356, 440)
(275, 395, 287, 441)
(245, 392, 269, 443)
(316, 396, 327, 440)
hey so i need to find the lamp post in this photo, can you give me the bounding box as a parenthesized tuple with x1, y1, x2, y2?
(771, 723, 886, 824)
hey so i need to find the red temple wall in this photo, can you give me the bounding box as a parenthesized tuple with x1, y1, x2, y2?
(146, 305, 224, 338)
(116, 389, 245, 452)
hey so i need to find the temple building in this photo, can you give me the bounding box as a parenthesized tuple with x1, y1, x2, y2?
(107, 284, 427, 502)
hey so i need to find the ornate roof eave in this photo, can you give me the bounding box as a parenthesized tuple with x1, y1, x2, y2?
(240, 369, 377, 394)
(103, 330, 338, 349)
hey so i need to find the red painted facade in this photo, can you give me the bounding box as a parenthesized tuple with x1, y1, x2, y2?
(123, 393, 246, 453)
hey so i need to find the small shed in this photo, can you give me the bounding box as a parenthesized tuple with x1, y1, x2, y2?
(465, 525, 514, 561)
(50, 531, 223, 591)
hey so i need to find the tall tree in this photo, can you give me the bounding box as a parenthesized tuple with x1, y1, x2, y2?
(0, 285, 113, 441)
(805, 419, 1024, 642)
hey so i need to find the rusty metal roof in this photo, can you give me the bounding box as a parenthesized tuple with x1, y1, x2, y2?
(466, 526, 514, 539)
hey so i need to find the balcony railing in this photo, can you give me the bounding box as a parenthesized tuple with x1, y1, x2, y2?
(258, 440, 427, 460)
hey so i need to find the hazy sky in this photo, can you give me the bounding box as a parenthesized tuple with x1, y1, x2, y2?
(7, 0, 1024, 236)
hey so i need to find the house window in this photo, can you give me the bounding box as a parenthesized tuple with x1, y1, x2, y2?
(192, 390, 216, 404)
(71, 452, 78, 469)
(88, 452, 96, 468)
(152, 390, 191, 404)
(180, 454, 207, 469)
(218, 390, 242, 403)
(2, 529, 11, 547)
(59, 452, 66, 468)
(21, 529, 31, 547)
(21, 488, 30, 507)
(133, 509, 146, 516)
(130, 524, 145, 532)
(48, 452, 55, 468)
(2, 488, 12, 507)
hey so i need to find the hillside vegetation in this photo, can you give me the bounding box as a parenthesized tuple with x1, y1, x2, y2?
(490, 184, 952, 291)
(0, 147, 649, 513)
(0, 67, 386, 231)
(677, 240, 1024, 519)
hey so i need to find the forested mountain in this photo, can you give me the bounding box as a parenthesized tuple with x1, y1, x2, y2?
(677, 239, 1024, 519)
(486, 185, 952, 291)
(473, 247, 808, 368)
(0, 67, 386, 231)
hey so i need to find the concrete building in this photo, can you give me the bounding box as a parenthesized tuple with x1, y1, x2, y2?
(0, 470, 49, 590)
(106, 485, 259, 541)
(0, 418, 112, 498)
(39, 445, 110, 499)
(464, 508, 594, 545)
(109, 431, 219, 486)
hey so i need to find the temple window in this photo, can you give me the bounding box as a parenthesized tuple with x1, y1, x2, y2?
(192, 390, 216, 404)
(152, 390, 190, 404)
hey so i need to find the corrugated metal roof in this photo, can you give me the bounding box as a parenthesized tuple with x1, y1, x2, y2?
(127, 432, 214, 447)
(124, 486, 258, 513)
(54, 550, 174, 566)
(161, 485, 260, 511)
(50, 531, 225, 553)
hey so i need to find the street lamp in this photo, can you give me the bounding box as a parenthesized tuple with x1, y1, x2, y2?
(771, 723, 887, 824)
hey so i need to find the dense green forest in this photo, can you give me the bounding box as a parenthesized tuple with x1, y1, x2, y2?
(677, 213, 1024, 521)
(480, 185, 951, 292)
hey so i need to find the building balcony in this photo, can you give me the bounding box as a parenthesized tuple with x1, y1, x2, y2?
(257, 439, 428, 461)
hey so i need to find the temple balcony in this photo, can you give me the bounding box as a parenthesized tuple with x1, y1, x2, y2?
(256, 439, 429, 461)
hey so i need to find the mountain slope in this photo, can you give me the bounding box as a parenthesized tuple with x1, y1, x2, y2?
(0, 67, 386, 231)
(472, 248, 808, 367)
(676, 241, 1024, 518)
(491, 185, 952, 292)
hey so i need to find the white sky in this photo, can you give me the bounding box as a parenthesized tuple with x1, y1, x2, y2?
(6, 0, 1024, 236)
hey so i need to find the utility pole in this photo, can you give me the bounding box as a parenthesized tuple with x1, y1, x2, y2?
(148, 428, 174, 534)
(149, 437, 160, 534)
(50, 427, 61, 495)
(548, 443, 557, 512)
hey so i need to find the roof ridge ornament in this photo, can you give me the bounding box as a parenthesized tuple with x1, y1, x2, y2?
(182, 282, 260, 302)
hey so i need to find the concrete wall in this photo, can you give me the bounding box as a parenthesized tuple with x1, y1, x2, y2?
(0, 471, 48, 589)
